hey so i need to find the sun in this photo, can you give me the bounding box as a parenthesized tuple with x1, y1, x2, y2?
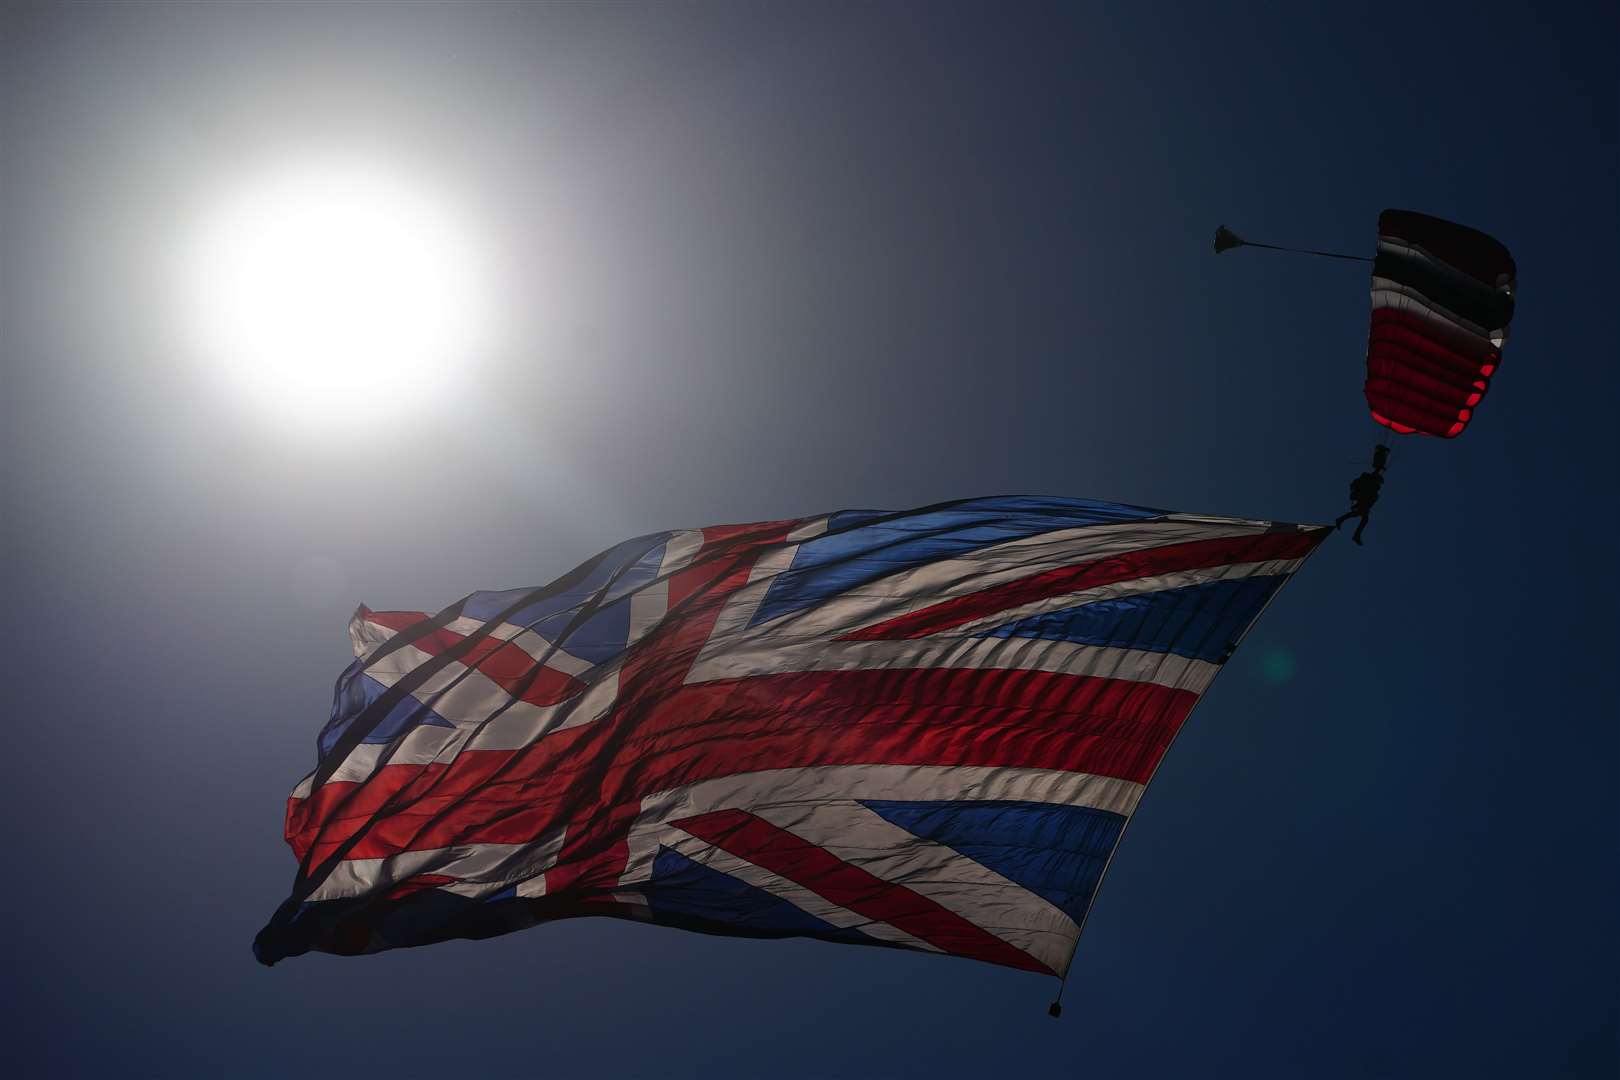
(178, 157, 495, 427)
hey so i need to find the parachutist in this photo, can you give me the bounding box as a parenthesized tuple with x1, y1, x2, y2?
(1335, 445, 1389, 545)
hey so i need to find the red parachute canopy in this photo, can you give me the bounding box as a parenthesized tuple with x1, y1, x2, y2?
(1366, 210, 1516, 438)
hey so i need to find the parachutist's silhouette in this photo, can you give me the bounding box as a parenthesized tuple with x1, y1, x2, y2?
(1336, 445, 1389, 545)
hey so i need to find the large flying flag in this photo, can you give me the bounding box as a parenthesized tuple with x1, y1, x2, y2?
(255, 496, 1327, 978)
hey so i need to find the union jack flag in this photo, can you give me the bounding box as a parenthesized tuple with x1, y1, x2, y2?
(255, 496, 1327, 977)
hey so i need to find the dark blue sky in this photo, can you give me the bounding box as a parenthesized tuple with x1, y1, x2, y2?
(3, 2, 1614, 1076)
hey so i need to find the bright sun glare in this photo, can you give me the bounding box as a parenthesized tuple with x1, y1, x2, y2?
(180, 158, 494, 426)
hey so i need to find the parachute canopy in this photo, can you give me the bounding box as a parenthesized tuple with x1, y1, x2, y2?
(1366, 210, 1516, 438)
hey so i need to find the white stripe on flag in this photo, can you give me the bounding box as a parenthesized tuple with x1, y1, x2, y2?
(938, 556, 1306, 637)
(305, 833, 566, 902)
(688, 634, 1220, 694)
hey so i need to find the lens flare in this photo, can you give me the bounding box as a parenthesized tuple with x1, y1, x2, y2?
(1259, 648, 1297, 684)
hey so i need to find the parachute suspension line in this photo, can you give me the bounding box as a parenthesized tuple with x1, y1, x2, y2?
(1228, 239, 1371, 263)
(1371, 414, 1396, 469)
(1048, 973, 1067, 1019)
(1212, 225, 1371, 263)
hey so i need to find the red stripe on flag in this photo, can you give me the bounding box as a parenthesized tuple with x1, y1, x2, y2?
(364, 614, 586, 706)
(382, 873, 458, 901)
(666, 520, 799, 608)
(287, 667, 1191, 863)
(545, 521, 799, 895)
(362, 609, 430, 633)
(675, 808, 1052, 973)
(843, 530, 1322, 641)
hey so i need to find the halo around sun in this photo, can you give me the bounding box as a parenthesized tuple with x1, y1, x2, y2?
(178, 156, 497, 428)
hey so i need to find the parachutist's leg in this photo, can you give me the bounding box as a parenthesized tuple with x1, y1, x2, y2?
(1335, 511, 1353, 530)
(1352, 513, 1369, 546)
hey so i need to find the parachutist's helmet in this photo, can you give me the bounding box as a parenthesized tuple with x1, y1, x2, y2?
(1372, 444, 1391, 469)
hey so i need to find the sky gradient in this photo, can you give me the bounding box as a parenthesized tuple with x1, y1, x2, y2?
(3, 2, 1615, 1076)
